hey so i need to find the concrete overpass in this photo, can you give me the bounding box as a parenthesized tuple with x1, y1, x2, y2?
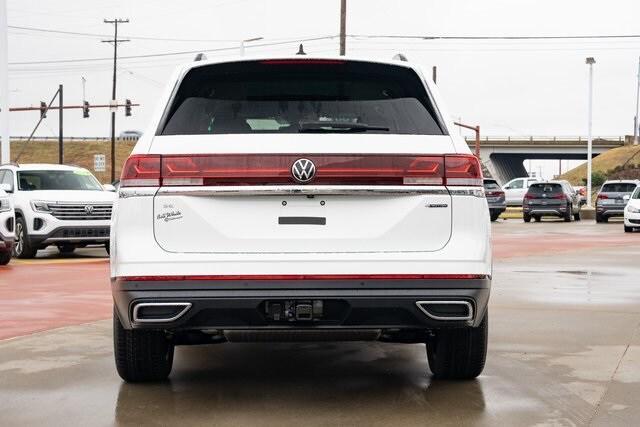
(466, 136, 627, 184)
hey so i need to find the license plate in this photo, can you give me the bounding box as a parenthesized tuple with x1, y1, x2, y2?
(487, 197, 498, 203)
(617, 199, 624, 204)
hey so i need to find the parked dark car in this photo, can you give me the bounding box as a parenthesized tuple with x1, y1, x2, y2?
(523, 181, 581, 222)
(483, 178, 506, 221)
(596, 180, 640, 223)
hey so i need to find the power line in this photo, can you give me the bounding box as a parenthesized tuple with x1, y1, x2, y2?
(350, 33, 640, 40)
(8, 35, 337, 65)
(8, 24, 240, 42)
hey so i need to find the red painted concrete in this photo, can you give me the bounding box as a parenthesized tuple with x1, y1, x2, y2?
(0, 224, 637, 340)
(0, 261, 111, 340)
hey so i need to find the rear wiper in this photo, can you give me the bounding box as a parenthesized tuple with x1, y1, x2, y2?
(298, 120, 390, 133)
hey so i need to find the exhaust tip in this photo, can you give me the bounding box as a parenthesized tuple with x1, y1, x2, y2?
(415, 300, 473, 321)
(132, 302, 192, 323)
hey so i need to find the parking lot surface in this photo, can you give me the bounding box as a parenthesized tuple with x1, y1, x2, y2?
(1, 220, 639, 426)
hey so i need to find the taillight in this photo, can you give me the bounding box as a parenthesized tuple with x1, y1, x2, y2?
(120, 154, 161, 187)
(597, 194, 608, 200)
(444, 155, 483, 186)
(119, 153, 483, 187)
(524, 193, 535, 200)
(552, 194, 566, 200)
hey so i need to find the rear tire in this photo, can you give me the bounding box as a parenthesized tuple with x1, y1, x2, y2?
(0, 251, 10, 265)
(534, 215, 541, 222)
(564, 205, 572, 222)
(625, 225, 633, 233)
(523, 213, 531, 223)
(13, 217, 37, 259)
(490, 212, 500, 222)
(574, 212, 581, 221)
(105, 242, 110, 255)
(596, 214, 607, 223)
(113, 309, 174, 382)
(426, 312, 488, 380)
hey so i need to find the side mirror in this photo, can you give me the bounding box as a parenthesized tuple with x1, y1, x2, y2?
(623, 194, 631, 202)
(103, 184, 116, 192)
(0, 183, 13, 193)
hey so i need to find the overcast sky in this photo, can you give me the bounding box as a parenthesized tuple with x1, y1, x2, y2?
(6, 0, 640, 177)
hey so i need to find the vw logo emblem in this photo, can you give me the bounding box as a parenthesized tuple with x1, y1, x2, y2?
(84, 205, 94, 215)
(291, 158, 316, 183)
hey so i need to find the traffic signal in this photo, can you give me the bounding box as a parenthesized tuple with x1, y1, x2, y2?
(125, 99, 132, 117)
(39, 101, 47, 118)
(82, 101, 90, 118)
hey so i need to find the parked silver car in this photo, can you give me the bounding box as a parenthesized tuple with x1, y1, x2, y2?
(483, 178, 506, 221)
(596, 180, 640, 223)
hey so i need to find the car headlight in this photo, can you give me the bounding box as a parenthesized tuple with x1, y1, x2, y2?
(31, 200, 52, 213)
(627, 205, 640, 214)
(0, 198, 10, 213)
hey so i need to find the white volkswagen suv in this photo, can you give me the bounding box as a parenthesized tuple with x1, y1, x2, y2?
(0, 187, 14, 265)
(0, 163, 116, 258)
(111, 56, 491, 382)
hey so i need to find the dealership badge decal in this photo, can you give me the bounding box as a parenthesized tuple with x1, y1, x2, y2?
(291, 158, 316, 183)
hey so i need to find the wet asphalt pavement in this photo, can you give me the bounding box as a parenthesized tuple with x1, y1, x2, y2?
(1, 220, 639, 426)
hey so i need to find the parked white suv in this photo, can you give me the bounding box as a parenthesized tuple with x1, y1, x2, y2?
(502, 176, 542, 206)
(0, 164, 116, 258)
(0, 187, 14, 265)
(111, 56, 492, 382)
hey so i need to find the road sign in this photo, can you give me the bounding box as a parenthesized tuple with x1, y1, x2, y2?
(94, 154, 106, 172)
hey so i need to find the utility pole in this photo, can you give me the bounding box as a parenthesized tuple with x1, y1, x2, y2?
(634, 57, 640, 145)
(586, 57, 596, 208)
(103, 18, 129, 182)
(58, 84, 63, 164)
(339, 0, 346, 55)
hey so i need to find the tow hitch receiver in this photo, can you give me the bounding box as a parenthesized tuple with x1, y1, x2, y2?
(265, 300, 324, 322)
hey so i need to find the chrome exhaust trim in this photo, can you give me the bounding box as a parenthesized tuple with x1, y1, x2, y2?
(132, 302, 192, 323)
(415, 300, 473, 321)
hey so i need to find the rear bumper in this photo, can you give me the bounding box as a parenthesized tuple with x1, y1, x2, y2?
(112, 277, 490, 331)
(597, 206, 625, 217)
(523, 206, 566, 217)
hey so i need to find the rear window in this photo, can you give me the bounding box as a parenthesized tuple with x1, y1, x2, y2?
(601, 183, 637, 193)
(527, 183, 563, 195)
(483, 180, 500, 190)
(160, 60, 445, 136)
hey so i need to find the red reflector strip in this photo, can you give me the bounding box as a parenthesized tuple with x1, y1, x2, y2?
(160, 154, 445, 186)
(117, 274, 488, 282)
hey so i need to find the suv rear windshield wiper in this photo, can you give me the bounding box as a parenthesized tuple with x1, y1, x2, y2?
(298, 120, 390, 133)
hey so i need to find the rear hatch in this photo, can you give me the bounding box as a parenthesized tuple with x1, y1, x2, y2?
(132, 59, 475, 254)
(525, 183, 565, 207)
(598, 183, 637, 207)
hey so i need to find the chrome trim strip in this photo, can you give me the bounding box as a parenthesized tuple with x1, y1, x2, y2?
(42, 237, 110, 243)
(132, 302, 192, 323)
(119, 188, 158, 199)
(155, 185, 449, 197)
(448, 188, 485, 198)
(415, 300, 474, 321)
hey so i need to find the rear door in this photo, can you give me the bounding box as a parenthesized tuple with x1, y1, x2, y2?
(146, 59, 464, 254)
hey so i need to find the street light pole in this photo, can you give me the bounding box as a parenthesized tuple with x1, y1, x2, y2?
(239, 37, 263, 56)
(634, 57, 640, 145)
(586, 57, 596, 208)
